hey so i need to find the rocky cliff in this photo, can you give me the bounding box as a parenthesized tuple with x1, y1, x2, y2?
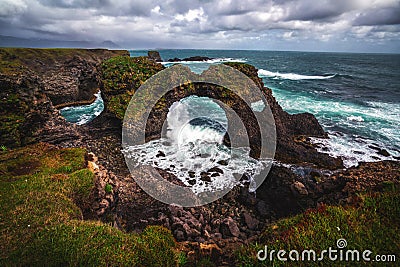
(0, 48, 128, 147)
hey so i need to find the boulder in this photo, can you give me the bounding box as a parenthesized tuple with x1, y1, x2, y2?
(147, 50, 162, 62)
(291, 181, 309, 196)
(243, 212, 259, 230)
(220, 217, 240, 238)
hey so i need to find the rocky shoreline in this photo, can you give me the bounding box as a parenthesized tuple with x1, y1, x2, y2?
(1, 48, 398, 265)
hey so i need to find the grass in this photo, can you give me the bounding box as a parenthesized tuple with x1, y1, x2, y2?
(105, 183, 113, 193)
(0, 143, 178, 266)
(0, 92, 28, 148)
(236, 186, 400, 266)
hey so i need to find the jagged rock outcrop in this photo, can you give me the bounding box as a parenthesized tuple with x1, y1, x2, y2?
(167, 56, 213, 62)
(148, 50, 162, 62)
(90, 56, 164, 131)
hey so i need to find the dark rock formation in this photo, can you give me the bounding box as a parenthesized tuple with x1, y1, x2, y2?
(0, 48, 127, 148)
(147, 50, 162, 62)
(95, 56, 164, 121)
(167, 56, 213, 62)
(167, 57, 181, 62)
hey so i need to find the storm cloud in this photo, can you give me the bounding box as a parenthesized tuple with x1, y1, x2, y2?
(0, 0, 399, 52)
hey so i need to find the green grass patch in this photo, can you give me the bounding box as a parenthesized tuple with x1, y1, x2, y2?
(0, 143, 178, 266)
(100, 56, 164, 119)
(236, 187, 400, 266)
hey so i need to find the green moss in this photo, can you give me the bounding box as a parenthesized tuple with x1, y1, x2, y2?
(105, 183, 113, 193)
(236, 187, 400, 266)
(0, 143, 178, 266)
(100, 56, 164, 119)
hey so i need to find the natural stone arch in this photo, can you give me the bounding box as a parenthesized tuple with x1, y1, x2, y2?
(122, 64, 276, 206)
(145, 82, 263, 158)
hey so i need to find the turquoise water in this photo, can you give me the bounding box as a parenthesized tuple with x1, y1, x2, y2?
(59, 91, 104, 125)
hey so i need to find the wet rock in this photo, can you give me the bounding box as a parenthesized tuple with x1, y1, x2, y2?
(291, 181, 308, 196)
(217, 160, 229, 166)
(168, 56, 213, 62)
(156, 150, 165, 157)
(184, 56, 213, 61)
(200, 172, 212, 182)
(167, 57, 181, 62)
(377, 149, 390, 157)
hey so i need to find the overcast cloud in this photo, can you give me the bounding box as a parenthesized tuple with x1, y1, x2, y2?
(0, 0, 399, 52)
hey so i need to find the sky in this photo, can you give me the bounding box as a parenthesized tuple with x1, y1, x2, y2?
(0, 0, 399, 53)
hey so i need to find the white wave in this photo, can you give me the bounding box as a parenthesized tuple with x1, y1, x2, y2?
(251, 100, 265, 112)
(347, 115, 364, 122)
(268, 86, 400, 167)
(258, 69, 336, 80)
(167, 98, 224, 145)
(311, 132, 399, 168)
(161, 57, 246, 65)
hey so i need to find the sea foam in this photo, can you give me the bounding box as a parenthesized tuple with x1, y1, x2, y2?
(258, 69, 336, 80)
(122, 96, 267, 194)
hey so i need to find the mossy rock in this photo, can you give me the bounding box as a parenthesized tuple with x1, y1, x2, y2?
(100, 56, 164, 120)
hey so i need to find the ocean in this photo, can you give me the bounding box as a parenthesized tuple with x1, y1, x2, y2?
(61, 50, 400, 168)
